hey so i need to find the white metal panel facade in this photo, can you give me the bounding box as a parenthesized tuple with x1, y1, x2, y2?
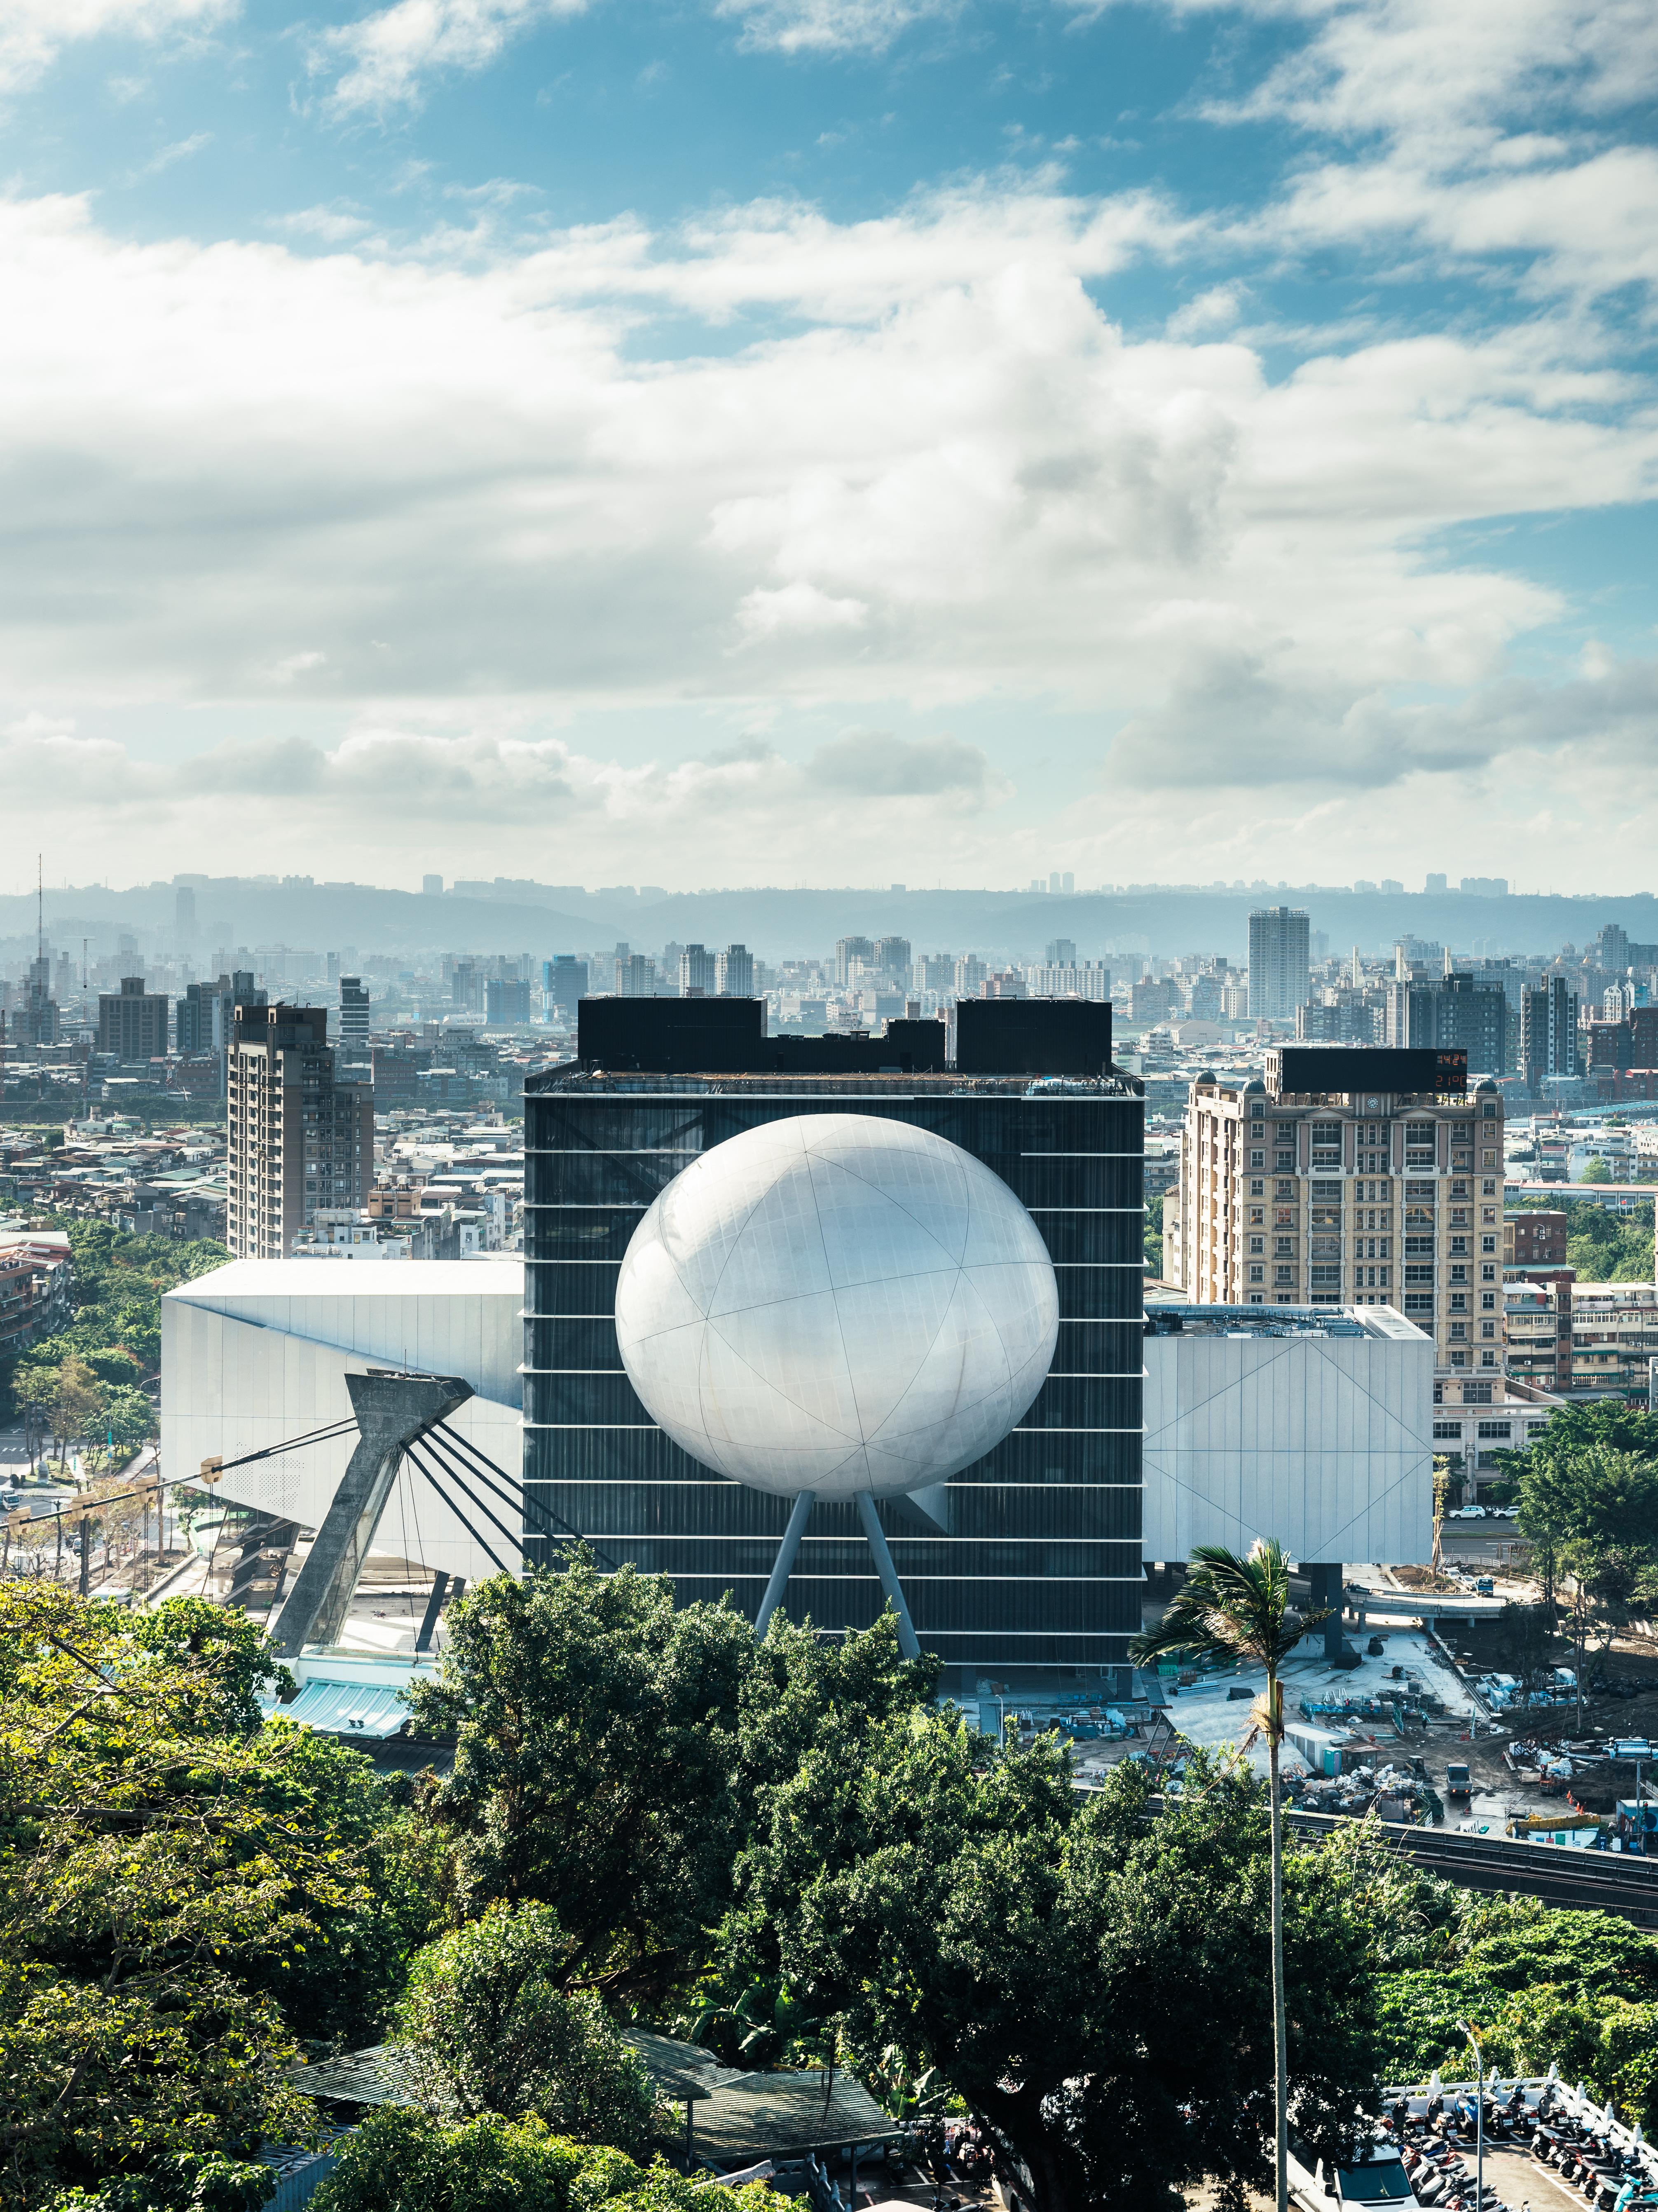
(1142, 1316, 1434, 1566)
(161, 1261, 524, 1583)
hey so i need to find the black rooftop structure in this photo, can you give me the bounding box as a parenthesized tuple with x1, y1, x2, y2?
(576, 993, 1109, 1078)
(1265, 1045, 1466, 1098)
(525, 995, 1142, 1689)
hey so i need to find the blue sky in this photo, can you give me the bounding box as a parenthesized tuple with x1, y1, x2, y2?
(4, 0, 1658, 894)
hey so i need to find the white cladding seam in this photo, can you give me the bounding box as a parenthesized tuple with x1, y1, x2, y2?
(613, 1115, 1060, 1501)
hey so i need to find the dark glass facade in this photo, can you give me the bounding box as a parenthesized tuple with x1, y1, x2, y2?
(522, 1073, 1144, 1682)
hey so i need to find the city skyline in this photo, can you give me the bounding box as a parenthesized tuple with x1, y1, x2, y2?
(2, 2, 1655, 891)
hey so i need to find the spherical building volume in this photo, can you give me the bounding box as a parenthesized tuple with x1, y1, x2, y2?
(614, 1114, 1059, 1499)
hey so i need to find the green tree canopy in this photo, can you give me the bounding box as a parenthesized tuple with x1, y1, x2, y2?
(0, 1588, 446, 2210)
(311, 2108, 777, 2212)
(723, 1716, 1380, 2212)
(397, 1905, 655, 2158)
(1502, 1405, 1658, 1602)
(405, 1554, 932, 1997)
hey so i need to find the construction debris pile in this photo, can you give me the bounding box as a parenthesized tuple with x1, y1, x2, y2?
(1284, 1757, 1441, 1823)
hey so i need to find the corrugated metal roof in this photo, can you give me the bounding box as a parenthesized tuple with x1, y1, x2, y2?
(270, 1680, 411, 1738)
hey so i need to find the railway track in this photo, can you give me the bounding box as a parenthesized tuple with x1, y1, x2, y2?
(1284, 1807, 1658, 1926)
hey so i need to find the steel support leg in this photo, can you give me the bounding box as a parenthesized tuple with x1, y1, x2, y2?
(856, 1492, 921, 1662)
(755, 1490, 814, 1640)
(414, 1569, 450, 1654)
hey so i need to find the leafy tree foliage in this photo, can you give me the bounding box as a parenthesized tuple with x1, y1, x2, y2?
(723, 1714, 1381, 2212)
(1511, 1195, 1654, 1284)
(0, 1588, 445, 2210)
(1502, 1405, 1658, 1605)
(1143, 1192, 1164, 1278)
(405, 1551, 932, 1998)
(1330, 1823, 1658, 2128)
(397, 1905, 656, 2158)
(310, 2108, 776, 2212)
(2, 1222, 228, 1422)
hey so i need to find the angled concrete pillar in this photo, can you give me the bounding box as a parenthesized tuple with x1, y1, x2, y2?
(273, 1371, 473, 1658)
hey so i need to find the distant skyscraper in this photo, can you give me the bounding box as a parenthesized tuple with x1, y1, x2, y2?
(679, 943, 717, 996)
(97, 976, 169, 1063)
(835, 935, 875, 987)
(873, 936, 910, 984)
(616, 953, 658, 997)
(716, 943, 754, 996)
(1424, 873, 1449, 894)
(422, 874, 443, 896)
(1046, 938, 1077, 964)
(227, 1004, 373, 1260)
(953, 954, 987, 998)
(18, 956, 58, 1047)
(1386, 972, 1507, 1073)
(174, 885, 196, 943)
(543, 955, 588, 1019)
(1521, 977, 1579, 1089)
(1247, 907, 1311, 1022)
(339, 975, 370, 1047)
(486, 976, 533, 1025)
(177, 971, 262, 1093)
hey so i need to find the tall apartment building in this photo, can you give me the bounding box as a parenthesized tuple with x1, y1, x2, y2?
(679, 943, 717, 997)
(226, 1004, 375, 1260)
(873, 935, 911, 984)
(1298, 989, 1383, 1044)
(835, 936, 875, 987)
(97, 976, 169, 1063)
(1521, 976, 1579, 1089)
(1386, 972, 1508, 1072)
(339, 976, 370, 1046)
(18, 956, 58, 1048)
(177, 971, 262, 1094)
(543, 955, 588, 1019)
(615, 953, 658, 997)
(1248, 907, 1311, 1022)
(1165, 1044, 1504, 1379)
(1025, 961, 1111, 1001)
(953, 954, 987, 998)
(485, 976, 532, 1025)
(716, 943, 754, 996)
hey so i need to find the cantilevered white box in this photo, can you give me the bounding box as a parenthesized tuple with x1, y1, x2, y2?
(161, 1259, 524, 1584)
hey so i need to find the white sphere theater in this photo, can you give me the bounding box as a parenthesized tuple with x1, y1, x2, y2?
(615, 1116, 1059, 1501)
(525, 999, 1148, 1688)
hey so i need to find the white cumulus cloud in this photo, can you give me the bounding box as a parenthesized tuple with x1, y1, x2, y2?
(314, 0, 590, 115)
(0, 0, 233, 94)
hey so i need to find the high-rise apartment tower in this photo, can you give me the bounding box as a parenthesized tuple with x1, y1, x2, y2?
(97, 976, 170, 1063)
(1248, 907, 1311, 1022)
(1165, 1045, 1503, 1379)
(226, 1004, 374, 1259)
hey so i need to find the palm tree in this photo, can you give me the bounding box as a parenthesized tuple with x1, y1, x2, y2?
(1129, 1540, 1329, 2212)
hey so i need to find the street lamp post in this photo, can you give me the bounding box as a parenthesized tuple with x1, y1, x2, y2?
(1457, 2022, 1484, 2212)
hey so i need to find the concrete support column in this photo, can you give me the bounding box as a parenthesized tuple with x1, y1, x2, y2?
(273, 1371, 473, 1658)
(1304, 1562, 1346, 1660)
